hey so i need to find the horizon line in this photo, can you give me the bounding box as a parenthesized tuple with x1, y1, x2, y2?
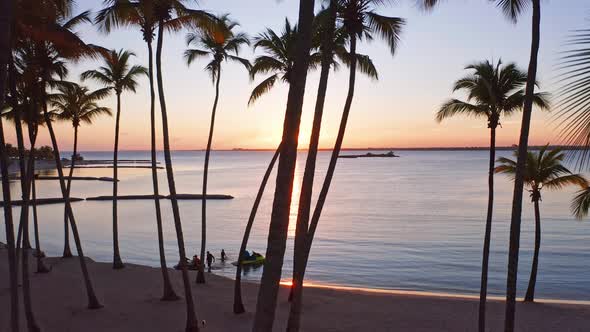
(62, 144, 574, 153)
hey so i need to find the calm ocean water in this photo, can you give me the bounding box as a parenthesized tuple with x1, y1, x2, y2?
(3, 150, 589, 300)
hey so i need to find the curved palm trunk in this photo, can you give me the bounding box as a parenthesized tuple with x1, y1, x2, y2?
(289, 1, 337, 304)
(504, 1, 541, 331)
(233, 145, 281, 314)
(524, 197, 541, 302)
(478, 125, 496, 332)
(287, 35, 357, 332)
(0, 18, 20, 328)
(155, 21, 199, 332)
(253, 1, 316, 330)
(42, 101, 102, 309)
(20, 126, 41, 332)
(196, 66, 221, 284)
(29, 128, 49, 274)
(146, 38, 178, 301)
(62, 126, 79, 259)
(112, 92, 124, 269)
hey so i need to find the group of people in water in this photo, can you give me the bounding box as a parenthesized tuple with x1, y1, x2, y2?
(178, 249, 262, 272)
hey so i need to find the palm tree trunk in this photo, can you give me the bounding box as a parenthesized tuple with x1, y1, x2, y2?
(478, 124, 496, 332)
(112, 92, 124, 269)
(62, 126, 79, 259)
(233, 144, 281, 314)
(9, 56, 32, 270)
(0, 120, 19, 332)
(196, 65, 221, 284)
(504, 1, 541, 331)
(0, 11, 20, 326)
(252, 1, 316, 330)
(155, 21, 199, 332)
(20, 128, 41, 332)
(289, 0, 337, 304)
(29, 127, 49, 274)
(146, 38, 178, 301)
(524, 197, 541, 302)
(42, 99, 102, 310)
(287, 34, 357, 332)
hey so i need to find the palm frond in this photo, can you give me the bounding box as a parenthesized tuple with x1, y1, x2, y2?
(364, 12, 405, 55)
(248, 74, 278, 106)
(571, 187, 590, 219)
(493, 0, 530, 23)
(436, 99, 489, 122)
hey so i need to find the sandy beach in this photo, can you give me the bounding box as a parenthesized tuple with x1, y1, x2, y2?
(1, 249, 588, 332)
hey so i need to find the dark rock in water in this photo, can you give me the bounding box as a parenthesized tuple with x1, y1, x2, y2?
(338, 151, 400, 159)
(86, 194, 234, 201)
(0, 197, 84, 206)
(15, 176, 118, 182)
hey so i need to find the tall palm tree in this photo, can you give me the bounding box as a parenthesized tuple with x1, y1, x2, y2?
(51, 83, 111, 259)
(5, 87, 55, 274)
(287, 2, 403, 331)
(29, 13, 103, 310)
(81, 49, 147, 270)
(0, 1, 19, 329)
(496, 146, 587, 302)
(435, 59, 549, 330)
(0, 120, 19, 332)
(252, 0, 316, 330)
(288, 2, 379, 304)
(184, 13, 250, 284)
(51, 83, 112, 242)
(95, 0, 180, 301)
(152, 2, 216, 330)
(418, 2, 541, 330)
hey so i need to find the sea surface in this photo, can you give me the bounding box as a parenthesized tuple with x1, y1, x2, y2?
(3, 150, 590, 301)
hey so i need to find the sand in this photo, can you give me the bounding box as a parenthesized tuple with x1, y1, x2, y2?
(0, 250, 588, 332)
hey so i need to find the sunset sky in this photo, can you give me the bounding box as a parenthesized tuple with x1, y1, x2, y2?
(6, 0, 590, 151)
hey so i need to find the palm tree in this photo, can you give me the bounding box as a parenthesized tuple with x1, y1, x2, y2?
(52, 83, 111, 259)
(496, 146, 587, 302)
(29, 13, 103, 310)
(435, 59, 549, 330)
(287, 2, 403, 331)
(82, 49, 147, 270)
(252, 0, 316, 330)
(152, 2, 216, 330)
(51, 83, 112, 246)
(95, 0, 180, 301)
(0, 1, 19, 329)
(288, 2, 379, 303)
(418, 2, 542, 330)
(0, 120, 19, 332)
(6, 87, 55, 274)
(184, 13, 250, 284)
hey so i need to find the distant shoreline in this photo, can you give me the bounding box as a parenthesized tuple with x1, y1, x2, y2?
(63, 145, 577, 153)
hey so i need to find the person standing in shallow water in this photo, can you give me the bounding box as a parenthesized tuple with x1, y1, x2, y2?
(206, 251, 215, 272)
(221, 249, 227, 262)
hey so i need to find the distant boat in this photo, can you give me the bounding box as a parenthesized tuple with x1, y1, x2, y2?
(339, 151, 400, 159)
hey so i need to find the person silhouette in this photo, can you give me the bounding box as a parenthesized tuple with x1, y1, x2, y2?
(206, 251, 215, 272)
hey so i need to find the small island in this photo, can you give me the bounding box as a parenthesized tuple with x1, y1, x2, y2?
(339, 151, 400, 159)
